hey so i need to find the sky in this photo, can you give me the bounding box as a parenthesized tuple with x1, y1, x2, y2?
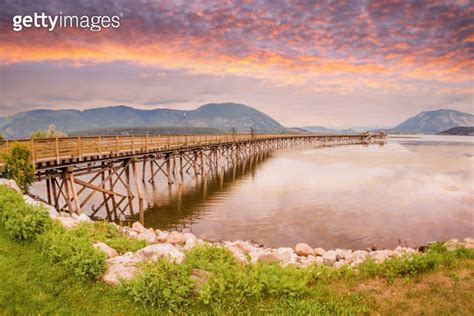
(0, 0, 472, 128)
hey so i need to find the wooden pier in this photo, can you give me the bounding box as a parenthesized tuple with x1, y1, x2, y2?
(0, 133, 385, 221)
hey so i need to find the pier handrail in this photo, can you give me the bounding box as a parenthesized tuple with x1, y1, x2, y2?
(0, 133, 378, 166)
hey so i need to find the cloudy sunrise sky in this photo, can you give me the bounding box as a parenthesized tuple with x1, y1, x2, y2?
(0, 0, 472, 128)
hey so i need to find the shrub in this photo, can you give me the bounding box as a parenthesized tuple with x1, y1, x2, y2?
(0, 186, 25, 215)
(125, 259, 194, 310)
(39, 223, 106, 280)
(0, 186, 52, 240)
(3, 142, 36, 192)
(2, 203, 52, 241)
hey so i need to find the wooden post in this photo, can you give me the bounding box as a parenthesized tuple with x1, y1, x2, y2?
(68, 170, 82, 214)
(62, 169, 73, 214)
(55, 138, 60, 163)
(46, 173, 52, 205)
(166, 155, 173, 184)
(132, 158, 143, 200)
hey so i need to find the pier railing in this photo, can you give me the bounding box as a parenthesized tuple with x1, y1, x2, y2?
(0, 133, 374, 166)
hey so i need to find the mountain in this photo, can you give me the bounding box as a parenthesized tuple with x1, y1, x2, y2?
(390, 109, 474, 134)
(0, 103, 286, 138)
(437, 126, 474, 136)
(303, 126, 358, 134)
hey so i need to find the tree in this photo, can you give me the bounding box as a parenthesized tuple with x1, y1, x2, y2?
(31, 125, 66, 139)
(0, 134, 4, 141)
(4, 142, 36, 193)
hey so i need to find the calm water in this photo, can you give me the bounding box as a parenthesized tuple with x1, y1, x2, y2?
(139, 135, 473, 250)
(33, 135, 473, 250)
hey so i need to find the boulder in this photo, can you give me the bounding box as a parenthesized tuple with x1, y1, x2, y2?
(258, 252, 280, 264)
(314, 247, 326, 256)
(322, 250, 337, 266)
(137, 229, 157, 244)
(131, 221, 146, 233)
(156, 230, 170, 242)
(103, 252, 143, 286)
(353, 250, 368, 261)
(0, 179, 22, 193)
(55, 216, 80, 229)
(275, 247, 297, 265)
(39, 202, 59, 218)
(234, 241, 253, 254)
(121, 226, 138, 239)
(23, 195, 40, 206)
(294, 243, 315, 257)
(167, 231, 186, 245)
(183, 233, 198, 250)
(78, 213, 92, 222)
(225, 245, 248, 263)
(334, 260, 346, 269)
(94, 242, 119, 258)
(136, 243, 185, 263)
(464, 237, 474, 249)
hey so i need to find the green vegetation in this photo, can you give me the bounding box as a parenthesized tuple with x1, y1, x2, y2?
(0, 185, 473, 314)
(2, 142, 36, 192)
(75, 221, 147, 254)
(0, 186, 52, 240)
(30, 124, 66, 139)
(38, 223, 106, 280)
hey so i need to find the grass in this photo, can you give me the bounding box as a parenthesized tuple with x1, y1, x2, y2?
(0, 186, 473, 314)
(1, 224, 472, 315)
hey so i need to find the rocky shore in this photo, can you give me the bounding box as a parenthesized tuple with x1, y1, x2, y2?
(2, 179, 473, 287)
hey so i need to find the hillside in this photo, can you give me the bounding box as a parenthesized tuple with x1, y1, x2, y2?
(303, 126, 358, 134)
(0, 103, 286, 138)
(437, 126, 474, 136)
(390, 109, 474, 134)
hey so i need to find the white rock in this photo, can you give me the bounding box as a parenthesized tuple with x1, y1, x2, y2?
(275, 247, 297, 265)
(39, 202, 59, 218)
(137, 229, 157, 244)
(0, 179, 22, 193)
(121, 226, 138, 239)
(136, 243, 185, 263)
(226, 245, 248, 263)
(183, 233, 198, 250)
(464, 237, 474, 249)
(23, 195, 40, 206)
(71, 213, 79, 219)
(156, 230, 170, 242)
(334, 260, 346, 269)
(314, 247, 326, 256)
(103, 252, 143, 286)
(167, 231, 186, 245)
(322, 250, 337, 266)
(94, 242, 119, 258)
(55, 216, 80, 229)
(258, 252, 280, 264)
(78, 213, 92, 222)
(131, 221, 145, 233)
(353, 250, 368, 261)
(295, 243, 315, 257)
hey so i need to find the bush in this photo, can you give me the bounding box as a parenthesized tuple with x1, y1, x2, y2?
(39, 223, 106, 280)
(0, 186, 52, 241)
(125, 259, 194, 310)
(3, 142, 36, 193)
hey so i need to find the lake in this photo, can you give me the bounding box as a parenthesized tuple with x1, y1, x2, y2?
(137, 135, 474, 250)
(31, 135, 473, 250)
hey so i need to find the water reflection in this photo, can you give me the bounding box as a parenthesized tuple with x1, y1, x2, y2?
(142, 135, 473, 250)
